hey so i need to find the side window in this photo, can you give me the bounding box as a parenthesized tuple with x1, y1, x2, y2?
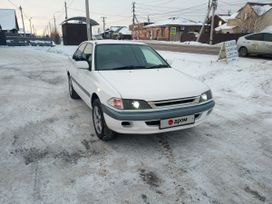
(264, 33, 272, 42)
(73, 43, 86, 60)
(245, 33, 264, 41)
(83, 43, 93, 68)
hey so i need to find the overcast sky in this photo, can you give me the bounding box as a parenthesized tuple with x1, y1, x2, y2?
(1, 0, 271, 35)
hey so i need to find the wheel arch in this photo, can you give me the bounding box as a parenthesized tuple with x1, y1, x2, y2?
(91, 93, 99, 108)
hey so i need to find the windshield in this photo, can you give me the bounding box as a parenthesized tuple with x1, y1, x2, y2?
(95, 44, 170, 71)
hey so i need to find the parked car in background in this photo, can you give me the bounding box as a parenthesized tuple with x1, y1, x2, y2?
(237, 32, 272, 57)
(67, 41, 215, 141)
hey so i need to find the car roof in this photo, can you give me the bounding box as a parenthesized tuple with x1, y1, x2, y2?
(84, 40, 146, 45)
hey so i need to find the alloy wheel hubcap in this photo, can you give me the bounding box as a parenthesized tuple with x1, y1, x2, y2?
(94, 106, 103, 134)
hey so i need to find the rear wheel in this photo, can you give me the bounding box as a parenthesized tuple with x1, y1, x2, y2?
(68, 76, 80, 99)
(92, 99, 116, 141)
(239, 47, 248, 57)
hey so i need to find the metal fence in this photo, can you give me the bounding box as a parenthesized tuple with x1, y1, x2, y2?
(0, 32, 53, 46)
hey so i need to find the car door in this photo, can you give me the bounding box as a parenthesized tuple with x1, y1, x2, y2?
(76, 42, 96, 107)
(263, 33, 272, 54)
(70, 42, 88, 99)
(245, 33, 265, 54)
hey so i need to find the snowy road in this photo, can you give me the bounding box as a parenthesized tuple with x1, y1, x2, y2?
(0, 47, 272, 204)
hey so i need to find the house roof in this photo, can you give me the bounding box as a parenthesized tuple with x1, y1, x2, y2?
(0, 9, 19, 31)
(215, 23, 237, 31)
(217, 15, 232, 22)
(61, 16, 99, 26)
(144, 17, 203, 28)
(118, 27, 131, 35)
(239, 2, 272, 16)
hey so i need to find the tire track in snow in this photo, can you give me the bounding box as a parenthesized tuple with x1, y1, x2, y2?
(155, 134, 189, 202)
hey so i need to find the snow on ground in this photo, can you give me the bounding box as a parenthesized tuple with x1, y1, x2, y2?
(140, 40, 221, 47)
(0, 46, 272, 204)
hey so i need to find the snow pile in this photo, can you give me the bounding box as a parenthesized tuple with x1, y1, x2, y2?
(140, 40, 220, 47)
(252, 5, 272, 16)
(160, 52, 272, 98)
(35, 46, 77, 56)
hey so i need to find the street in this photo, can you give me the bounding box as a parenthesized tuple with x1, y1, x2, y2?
(0, 47, 272, 204)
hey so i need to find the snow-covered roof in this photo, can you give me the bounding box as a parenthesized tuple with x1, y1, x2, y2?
(215, 23, 237, 31)
(118, 27, 131, 35)
(229, 12, 239, 19)
(110, 26, 124, 32)
(218, 15, 232, 22)
(252, 4, 272, 16)
(0, 9, 19, 31)
(145, 17, 202, 28)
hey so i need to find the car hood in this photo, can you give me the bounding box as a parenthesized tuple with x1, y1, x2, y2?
(98, 68, 209, 101)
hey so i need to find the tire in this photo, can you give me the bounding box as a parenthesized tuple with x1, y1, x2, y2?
(92, 99, 116, 141)
(68, 76, 80, 99)
(239, 47, 248, 57)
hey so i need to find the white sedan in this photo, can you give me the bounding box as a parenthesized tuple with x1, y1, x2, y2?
(237, 32, 272, 57)
(67, 40, 215, 140)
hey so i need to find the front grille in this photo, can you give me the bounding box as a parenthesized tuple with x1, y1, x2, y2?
(149, 96, 200, 109)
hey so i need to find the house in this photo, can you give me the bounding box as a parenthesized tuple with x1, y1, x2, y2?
(102, 26, 125, 39)
(130, 17, 205, 41)
(0, 9, 19, 33)
(117, 27, 132, 40)
(61, 16, 99, 45)
(129, 22, 153, 40)
(209, 14, 232, 29)
(215, 2, 272, 33)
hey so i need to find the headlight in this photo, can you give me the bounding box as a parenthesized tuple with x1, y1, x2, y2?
(108, 98, 151, 110)
(123, 99, 152, 110)
(200, 90, 212, 103)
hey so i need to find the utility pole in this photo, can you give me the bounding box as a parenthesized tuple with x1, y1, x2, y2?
(65, 1, 68, 20)
(85, 0, 92, 40)
(49, 22, 52, 36)
(32, 24, 35, 35)
(29, 17, 32, 34)
(132, 2, 136, 25)
(53, 15, 57, 33)
(209, 0, 218, 45)
(101, 16, 106, 33)
(197, 0, 211, 42)
(19, 6, 26, 37)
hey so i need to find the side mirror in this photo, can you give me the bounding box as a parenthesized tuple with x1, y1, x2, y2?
(75, 61, 90, 70)
(72, 53, 87, 61)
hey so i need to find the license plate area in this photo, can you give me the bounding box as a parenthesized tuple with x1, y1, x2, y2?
(160, 115, 195, 129)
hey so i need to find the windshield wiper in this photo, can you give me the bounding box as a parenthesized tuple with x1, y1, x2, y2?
(112, 65, 146, 70)
(147, 64, 170, 69)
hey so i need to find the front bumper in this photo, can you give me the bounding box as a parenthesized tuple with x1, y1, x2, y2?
(102, 100, 215, 134)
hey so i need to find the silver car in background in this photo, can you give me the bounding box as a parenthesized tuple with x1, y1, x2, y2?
(237, 32, 272, 57)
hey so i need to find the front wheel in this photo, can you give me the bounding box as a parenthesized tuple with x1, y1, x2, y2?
(92, 99, 116, 141)
(239, 47, 248, 57)
(68, 76, 80, 99)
